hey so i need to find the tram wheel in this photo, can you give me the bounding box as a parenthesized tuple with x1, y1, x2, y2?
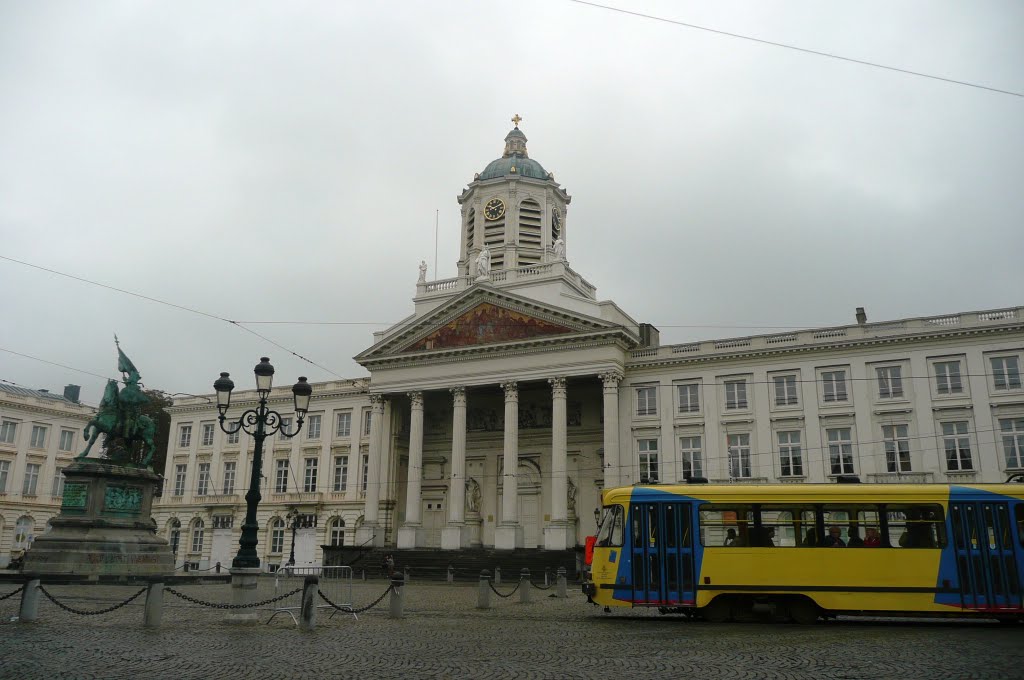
(701, 597, 733, 623)
(786, 598, 821, 625)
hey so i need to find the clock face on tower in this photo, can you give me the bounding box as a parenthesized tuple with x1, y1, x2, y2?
(484, 198, 506, 221)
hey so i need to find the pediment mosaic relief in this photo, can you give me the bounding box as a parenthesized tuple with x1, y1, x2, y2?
(403, 303, 573, 352)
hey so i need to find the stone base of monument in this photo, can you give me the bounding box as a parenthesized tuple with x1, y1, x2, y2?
(22, 459, 174, 578)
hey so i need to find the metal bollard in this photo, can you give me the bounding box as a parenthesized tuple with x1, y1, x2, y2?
(520, 568, 531, 604)
(556, 567, 568, 598)
(545, 567, 551, 587)
(494, 566, 501, 585)
(404, 567, 410, 583)
(215, 562, 221, 574)
(361, 569, 366, 581)
(447, 565, 454, 583)
(19, 578, 40, 623)
(299, 575, 318, 631)
(477, 570, 491, 609)
(389, 574, 405, 619)
(143, 581, 164, 628)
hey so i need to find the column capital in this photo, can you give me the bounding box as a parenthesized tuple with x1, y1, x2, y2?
(501, 381, 518, 401)
(407, 392, 424, 409)
(549, 376, 567, 398)
(599, 371, 624, 390)
(369, 393, 386, 407)
(450, 386, 466, 406)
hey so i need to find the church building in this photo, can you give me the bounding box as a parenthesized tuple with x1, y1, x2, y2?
(153, 120, 1024, 570)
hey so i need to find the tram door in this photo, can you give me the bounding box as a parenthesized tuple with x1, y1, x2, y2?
(950, 502, 1022, 610)
(631, 502, 695, 606)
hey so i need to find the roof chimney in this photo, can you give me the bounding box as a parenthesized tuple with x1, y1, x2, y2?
(63, 384, 81, 403)
(855, 307, 867, 325)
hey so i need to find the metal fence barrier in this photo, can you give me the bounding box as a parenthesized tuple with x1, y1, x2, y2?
(270, 565, 354, 625)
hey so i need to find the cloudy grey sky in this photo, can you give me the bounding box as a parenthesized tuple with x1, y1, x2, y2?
(1, 0, 1022, 406)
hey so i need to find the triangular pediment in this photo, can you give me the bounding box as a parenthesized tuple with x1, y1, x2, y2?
(355, 286, 636, 365)
(402, 302, 573, 352)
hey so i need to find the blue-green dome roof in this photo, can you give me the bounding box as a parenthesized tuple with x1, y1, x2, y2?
(479, 155, 549, 181)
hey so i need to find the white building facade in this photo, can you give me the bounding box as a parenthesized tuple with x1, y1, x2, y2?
(0, 383, 93, 567)
(153, 122, 1024, 569)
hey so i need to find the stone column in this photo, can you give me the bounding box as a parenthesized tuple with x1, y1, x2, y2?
(355, 394, 386, 547)
(600, 372, 623, 488)
(495, 381, 523, 550)
(398, 392, 425, 549)
(544, 377, 572, 550)
(442, 387, 469, 549)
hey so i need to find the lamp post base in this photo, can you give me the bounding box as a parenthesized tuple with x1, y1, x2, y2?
(225, 567, 262, 625)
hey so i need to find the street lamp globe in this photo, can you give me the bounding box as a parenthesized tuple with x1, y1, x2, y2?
(213, 372, 235, 416)
(254, 357, 275, 396)
(292, 376, 312, 416)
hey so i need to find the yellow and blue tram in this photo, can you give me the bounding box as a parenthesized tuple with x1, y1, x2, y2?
(582, 480, 1024, 623)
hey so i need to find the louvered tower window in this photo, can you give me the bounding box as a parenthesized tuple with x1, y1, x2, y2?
(465, 208, 475, 252)
(517, 199, 542, 267)
(484, 214, 505, 270)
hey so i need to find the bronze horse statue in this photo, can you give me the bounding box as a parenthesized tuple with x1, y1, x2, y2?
(79, 378, 158, 467)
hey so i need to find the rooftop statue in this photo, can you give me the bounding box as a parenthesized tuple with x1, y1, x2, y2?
(78, 337, 157, 467)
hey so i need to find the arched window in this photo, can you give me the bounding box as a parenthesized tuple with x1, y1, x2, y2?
(168, 518, 182, 555)
(13, 516, 33, 550)
(190, 519, 205, 554)
(329, 518, 345, 547)
(270, 518, 285, 554)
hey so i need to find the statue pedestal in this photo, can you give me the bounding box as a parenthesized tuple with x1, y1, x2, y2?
(441, 525, 472, 550)
(22, 459, 173, 577)
(543, 521, 574, 551)
(494, 523, 523, 550)
(397, 524, 425, 549)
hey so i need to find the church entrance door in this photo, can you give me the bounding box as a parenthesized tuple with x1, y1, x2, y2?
(422, 499, 445, 548)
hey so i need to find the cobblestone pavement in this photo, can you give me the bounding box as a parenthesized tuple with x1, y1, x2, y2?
(0, 578, 1020, 680)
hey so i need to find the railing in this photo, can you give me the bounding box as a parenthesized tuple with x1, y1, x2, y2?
(866, 472, 935, 484)
(979, 308, 1017, 321)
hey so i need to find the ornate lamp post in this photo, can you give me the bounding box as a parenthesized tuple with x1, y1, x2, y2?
(214, 357, 313, 569)
(286, 507, 299, 568)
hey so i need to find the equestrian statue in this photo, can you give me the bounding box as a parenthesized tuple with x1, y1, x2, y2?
(78, 337, 158, 467)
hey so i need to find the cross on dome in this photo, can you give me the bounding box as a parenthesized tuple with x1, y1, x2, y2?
(511, 113, 522, 128)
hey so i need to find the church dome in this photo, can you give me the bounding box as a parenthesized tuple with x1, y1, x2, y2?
(477, 120, 551, 181)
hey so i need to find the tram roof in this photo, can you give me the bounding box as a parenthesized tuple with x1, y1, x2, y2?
(601, 483, 1024, 504)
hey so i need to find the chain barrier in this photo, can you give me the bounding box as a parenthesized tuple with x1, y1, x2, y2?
(488, 578, 522, 598)
(38, 585, 147, 616)
(318, 584, 392, 614)
(165, 586, 302, 610)
(0, 585, 25, 601)
(531, 580, 554, 590)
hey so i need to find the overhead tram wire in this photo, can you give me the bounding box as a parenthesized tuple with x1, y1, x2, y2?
(0, 254, 344, 380)
(566, 0, 1024, 99)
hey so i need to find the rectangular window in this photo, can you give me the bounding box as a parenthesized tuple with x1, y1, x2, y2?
(992, 356, 1022, 390)
(698, 505, 754, 547)
(361, 454, 369, 492)
(727, 433, 751, 478)
(174, 464, 187, 496)
(773, 375, 798, 406)
(333, 455, 349, 492)
(51, 467, 65, 497)
(336, 412, 352, 437)
(271, 522, 284, 554)
(279, 417, 293, 440)
(196, 463, 211, 496)
(58, 429, 75, 452)
(934, 361, 963, 395)
(23, 463, 40, 495)
(821, 370, 848, 403)
(678, 436, 702, 480)
(942, 421, 972, 471)
(363, 410, 372, 436)
(201, 423, 215, 447)
(275, 459, 289, 493)
(883, 424, 912, 473)
(724, 380, 748, 410)
(876, 366, 904, 399)
(827, 427, 855, 475)
(0, 420, 16, 444)
(212, 515, 233, 530)
(30, 425, 47, 449)
(1001, 418, 1024, 469)
(227, 430, 240, 445)
(304, 457, 318, 492)
(637, 439, 659, 483)
(307, 414, 322, 440)
(191, 523, 204, 553)
(222, 461, 236, 495)
(676, 383, 700, 414)
(178, 424, 192, 448)
(886, 505, 944, 549)
(0, 460, 9, 492)
(778, 431, 803, 477)
(636, 386, 657, 416)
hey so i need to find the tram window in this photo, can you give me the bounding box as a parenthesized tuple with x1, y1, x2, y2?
(597, 505, 625, 547)
(765, 503, 811, 548)
(887, 505, 945, 548)
(821, 506, 880, 547)
(699, 505, 753, 546)
(1016, 505, 1024, 548)
(665, 505, 677, 548)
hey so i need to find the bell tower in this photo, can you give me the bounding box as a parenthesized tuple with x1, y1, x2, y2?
(457, 115, 571, 278)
